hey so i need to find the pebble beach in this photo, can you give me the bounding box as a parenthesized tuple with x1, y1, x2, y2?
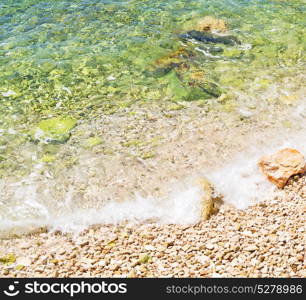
(0, 0, 305, 279)
(0, 173, 305, 278)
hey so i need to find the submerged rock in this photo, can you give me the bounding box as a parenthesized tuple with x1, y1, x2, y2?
(164, 71, 221, 100)
(150, 25, 238, 101)
(258, 148, 306, 188)
(154, 48, 191, 68)
(195, 16, 228, 33)
(223, 48, 243, 58)
(31, 117, 77, 144)
(180, 30, 240, 46)
(187, 71, 223, 98)
(41, 154, 56, 163)
(151, 47, 193, 77)
(82, 137, 103, 149)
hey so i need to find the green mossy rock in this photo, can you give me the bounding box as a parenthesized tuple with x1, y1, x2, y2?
(165, 71, 217, 101)
(41, 154, 56, 163)
(82, 137, 103, 149)
(166, 71, 190, 99)
(31, 117, 77, 144)
(223, 48, 243, 58)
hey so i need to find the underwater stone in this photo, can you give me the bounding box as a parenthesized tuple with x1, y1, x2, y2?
(83, 137, 103, 149)
(165, 71, 214, 101)
(165, 71, 190, 99)
(151, 47, 192, 77)
(31, 117, 77, 144)
(164, 70, 222, 100)
(41, 154, 56, 163)
(223, 48, 243, 58)
(195, 16, 228, 33)
(180, 30, 240, 46)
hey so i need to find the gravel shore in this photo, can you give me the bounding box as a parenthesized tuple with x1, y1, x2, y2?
(0, 0, 305, 279)
(0, 173, 304, 278)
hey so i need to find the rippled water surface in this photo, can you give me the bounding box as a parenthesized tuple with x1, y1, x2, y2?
(1, 0, 304, 121)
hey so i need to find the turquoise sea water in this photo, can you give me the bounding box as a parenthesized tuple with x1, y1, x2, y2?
(1, 0, 305, 122)
(0, 0, 305, 234)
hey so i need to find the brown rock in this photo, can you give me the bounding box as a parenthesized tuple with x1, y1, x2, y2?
(198, 178, 214, 220)
(152, 48, 192, 72)
(198, 178, 222, 220)
(195, 16, 228, 33)
(258, 148, 306, 188)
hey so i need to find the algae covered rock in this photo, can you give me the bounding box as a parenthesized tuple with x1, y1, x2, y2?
(151, 47, 193, 77)
(82, 137, 103, 149)
(164, 71, 221, 100)
(223, 48, 243, 58)
(41, 154, 56, 163)
(31, 117, 77, 143)
(154, 48, 190, 68)
(165, 71, 190, 100)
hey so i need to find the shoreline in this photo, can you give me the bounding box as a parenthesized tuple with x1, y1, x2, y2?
(1, 93, 305, 236)
(0, 174, 305, 278)
(0, 95, 305, 279)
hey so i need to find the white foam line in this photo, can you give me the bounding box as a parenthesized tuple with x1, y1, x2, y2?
(0, 185, 203, 237)
(1, 132, 306, 236)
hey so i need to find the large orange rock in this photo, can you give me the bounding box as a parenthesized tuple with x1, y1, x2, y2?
(258, 148, 306, 188)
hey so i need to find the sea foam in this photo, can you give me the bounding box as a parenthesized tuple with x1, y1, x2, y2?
(0, 100, 305, 236)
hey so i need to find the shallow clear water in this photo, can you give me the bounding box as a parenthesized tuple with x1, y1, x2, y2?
(1, 0, 304, 122)
(0, 0, 305, 235)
